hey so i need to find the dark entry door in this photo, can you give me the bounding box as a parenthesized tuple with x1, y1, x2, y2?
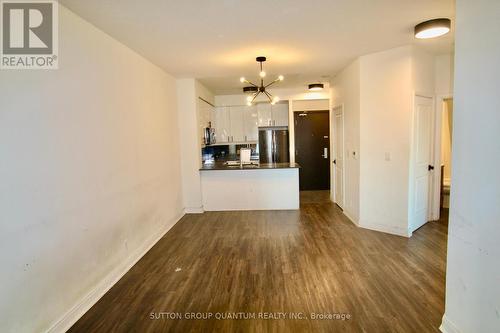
(294, 111, 330, 190)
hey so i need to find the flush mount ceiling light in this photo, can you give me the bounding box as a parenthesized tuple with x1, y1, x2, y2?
(243, 86, 258, 94)
(414, 18, 451, 39)
(240, 56, 284, 106)
(308, 83, 324, 91)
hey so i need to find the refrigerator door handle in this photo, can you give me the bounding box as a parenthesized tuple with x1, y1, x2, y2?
(273, 131, 278, 162)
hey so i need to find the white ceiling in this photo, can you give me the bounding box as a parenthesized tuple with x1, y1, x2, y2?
(59, 0, 455, 94)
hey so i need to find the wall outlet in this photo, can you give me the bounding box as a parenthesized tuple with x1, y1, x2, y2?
(385, 152, 391, 161)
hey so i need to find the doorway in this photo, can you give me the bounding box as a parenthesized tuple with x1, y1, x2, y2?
(294, 111, 330, 191)
(435, 97, 453, 220)
(410, 95, 454, 234)
(332, 105, 344, 208)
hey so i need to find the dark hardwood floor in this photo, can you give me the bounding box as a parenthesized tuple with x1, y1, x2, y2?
(69, 192, 448, 333)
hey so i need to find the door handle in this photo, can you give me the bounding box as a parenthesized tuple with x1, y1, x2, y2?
(322, 148, 328, 159)
(428, 165, 434, 171)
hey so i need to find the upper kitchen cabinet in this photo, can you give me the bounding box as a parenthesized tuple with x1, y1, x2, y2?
(257, 102, 289, 127)
(229, 106, 246, 142)
(243, 105, 258, 142)
(257, 103, 272, 127)
(214, 106, 231, 143)
(272, 102, 289, 126)
(212, 105, 258, 144)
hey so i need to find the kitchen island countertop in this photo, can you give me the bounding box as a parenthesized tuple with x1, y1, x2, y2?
(199, 162, 300, 171)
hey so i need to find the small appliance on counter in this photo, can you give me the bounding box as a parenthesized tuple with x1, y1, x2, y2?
(203, 122, 216, 145)
(240, 148, 251, 163)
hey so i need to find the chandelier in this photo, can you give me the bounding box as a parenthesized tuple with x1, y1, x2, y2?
(240, 56, 284, 106)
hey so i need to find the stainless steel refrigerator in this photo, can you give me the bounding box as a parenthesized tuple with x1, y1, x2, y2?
(259, 127, 290, 163)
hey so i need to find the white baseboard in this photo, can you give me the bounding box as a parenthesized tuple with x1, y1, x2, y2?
(440, 314, 461, 333)
(46, 211, 185, 333)
(358, 221, 411, 238)
(184, 206, 204, 214)
(342, 210, 359, 226)
(341, 209, 410, 237)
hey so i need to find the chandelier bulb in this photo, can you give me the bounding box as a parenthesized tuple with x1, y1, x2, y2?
(240, 77, 246, 83)
(259, 71, 266, 78)
(278, 75, 284, 81)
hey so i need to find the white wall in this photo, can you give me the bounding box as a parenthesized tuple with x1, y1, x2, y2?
(358, 46, 414, 236)
(441, 1, 500, 332)
(412, 46, 436, 96)
(332, 46, 438, 236)
(176, 79, 200, 212)
(435, 53, 455, 96)
(0, 5, 183, 332)
(176, 79, 214, 213)
(331, 59, 360, 223)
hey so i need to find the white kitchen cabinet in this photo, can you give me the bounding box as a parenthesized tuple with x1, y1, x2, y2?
(244, 105, 258, 142)
(257, 103, 272, 127)
(272, 103, 289, 126)
(214, 106, 230, 143)
(212, 101, 288, 143)
(257, 102, 289, 127)
(229, 106, 245, 142)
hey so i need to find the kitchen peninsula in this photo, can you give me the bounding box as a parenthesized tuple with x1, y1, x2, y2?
(199, 162, 300, 211)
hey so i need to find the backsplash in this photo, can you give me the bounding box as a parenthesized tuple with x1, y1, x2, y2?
(202, 144, 259, 163)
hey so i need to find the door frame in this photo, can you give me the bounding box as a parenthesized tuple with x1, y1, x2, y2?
(331, 104, 345, 208)
(431, 94, 454, 221)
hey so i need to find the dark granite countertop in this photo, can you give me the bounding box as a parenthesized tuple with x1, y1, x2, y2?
(200, 162, 300, 171)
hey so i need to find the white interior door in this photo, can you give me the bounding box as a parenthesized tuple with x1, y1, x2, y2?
(410, 96, 434, 232)
(333, 106, 344, 208)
